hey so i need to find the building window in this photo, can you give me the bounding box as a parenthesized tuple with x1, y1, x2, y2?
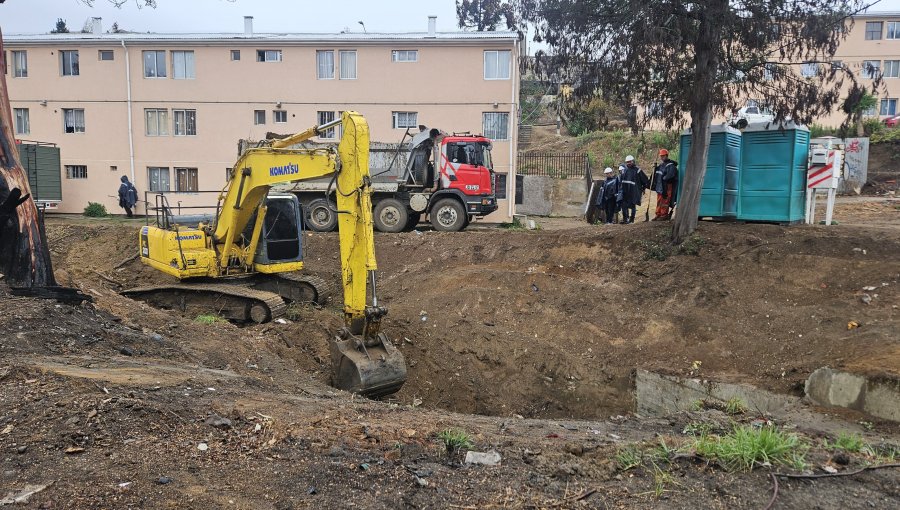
(888, 22, 900, 40)
(316, 50, 334, 79)
(172, 50, 195, 79)
(99, 50, 114, 61)
(482, 112, 509, 140)
(392, 111, 418, 129)
(763, 63, 776, 81)
(339, 50, 357, 79)
(256, 50, 282, 62)
(831, 60, 843, 70)
(12, 50, 27, 77)
(800, 62, 818, 78)
(175, 168, 199, 193)
(883, 60, 900, 79)
(65, 165, 88, 179)
(484, 50, 511, 80)
(273, 110, 287, 123)
(254, 110, 266, 125)
(230, 50, 240, 61)
(148, 167, 170, 192)
(863, 60, 881, 79)
(317, 111, 336, 138)
(14, 108, 29, 135)
(63, 108, 85, 133)
(865, 21, 883, 40)
(880, 98, 898, 116)
(144, 109, 169, 136)
(110, 165, 117, 172)
(391, 50, 418, 62)
(143, 50, 166, 78)
(173, 109, 196, 136)
(60, 50, 80, 76)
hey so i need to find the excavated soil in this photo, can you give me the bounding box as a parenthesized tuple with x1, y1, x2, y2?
(1, 200, 899, 508)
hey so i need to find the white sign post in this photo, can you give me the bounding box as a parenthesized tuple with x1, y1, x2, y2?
(805, 148, 841, 225)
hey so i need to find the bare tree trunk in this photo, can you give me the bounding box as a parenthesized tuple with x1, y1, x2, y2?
(672, 0, 726, 244)
(0, 31, 57, 287)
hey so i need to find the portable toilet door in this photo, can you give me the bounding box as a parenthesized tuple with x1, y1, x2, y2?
(678, 124, 742, 219)
(738, 122, 810, 223)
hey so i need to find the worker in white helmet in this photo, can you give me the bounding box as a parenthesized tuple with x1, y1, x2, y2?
(618, 155, 650, 224)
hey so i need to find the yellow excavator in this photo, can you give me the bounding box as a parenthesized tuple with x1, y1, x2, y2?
(124, 111, 406, 397)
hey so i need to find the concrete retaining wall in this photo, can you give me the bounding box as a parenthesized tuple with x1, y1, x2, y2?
(516, 176, 588, 217)
(805, 367, 900, 422)
(634, 369, 796, 417)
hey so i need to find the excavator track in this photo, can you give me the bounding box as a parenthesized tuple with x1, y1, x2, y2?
(122, 283, 287, 324)
(245, 272, 333, 306)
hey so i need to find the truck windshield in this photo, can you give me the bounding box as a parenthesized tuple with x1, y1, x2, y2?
(481, 143, 493, 170)
(448, 141, 492, 168)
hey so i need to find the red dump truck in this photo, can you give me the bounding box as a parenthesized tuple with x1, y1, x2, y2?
(269, 127, 499, 232)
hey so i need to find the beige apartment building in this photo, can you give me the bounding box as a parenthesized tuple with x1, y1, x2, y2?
(829, 11, 900, 124)
(3, 16, 520, 220)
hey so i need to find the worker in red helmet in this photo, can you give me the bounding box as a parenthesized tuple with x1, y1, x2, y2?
(651, 149, 678, 220)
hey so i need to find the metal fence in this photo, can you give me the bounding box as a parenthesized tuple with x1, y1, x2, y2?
(517, 152, 590, 179)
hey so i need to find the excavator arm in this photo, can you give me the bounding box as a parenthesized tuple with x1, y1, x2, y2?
(135, 111, 405, 397)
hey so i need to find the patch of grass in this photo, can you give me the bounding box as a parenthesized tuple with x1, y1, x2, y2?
(641, 240, 670, 261)
(83, 202, 109, 217)
(615, 445, 643, 471)
(437, 428, 474, 455)
(693, 425, 808, 471)
(284, 303, 306, 321)
(648, 461, 681, 499)
(724, 397, 748, 416)
(194, 314, 226, 325)
(690, 399, 705, 411)
(826, 432, 870, 454)
(683, 421, 714, 436)
(677, 234, 705, 256)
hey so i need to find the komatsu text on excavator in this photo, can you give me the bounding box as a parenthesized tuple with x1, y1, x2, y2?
(123, 112, 407, 397)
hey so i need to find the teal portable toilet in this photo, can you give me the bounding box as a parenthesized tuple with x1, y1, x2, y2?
(678, 124, 742, 219)
(738, 122, 809, 223)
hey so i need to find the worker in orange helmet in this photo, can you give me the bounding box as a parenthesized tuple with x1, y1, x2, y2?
(651, 149, 678, 220)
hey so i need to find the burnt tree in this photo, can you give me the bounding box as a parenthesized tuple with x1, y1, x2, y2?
(0, 32, 57, 287)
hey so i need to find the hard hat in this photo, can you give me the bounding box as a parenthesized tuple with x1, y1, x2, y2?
(625, 155, 635, 162)
(604, 167, 613, 174)
(659, 149, 669, 157)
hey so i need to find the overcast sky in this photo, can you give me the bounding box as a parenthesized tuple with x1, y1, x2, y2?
(1, 0, 899, 36)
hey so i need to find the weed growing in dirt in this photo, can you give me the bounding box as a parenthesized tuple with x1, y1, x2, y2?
(647, 461, 682, 499)
(693, 425, 808, 471)
(683, 421, 714, 436)
(194, 314, 226, 325)
(284, 303, 306, 321)
(438, 428, 473, 455)
(826, 432, 871, 454)
(724, 397, 748, 416)
(641, 230, 705, 261)
(83, 202, 109, 217)
(615, 445, 643, 471)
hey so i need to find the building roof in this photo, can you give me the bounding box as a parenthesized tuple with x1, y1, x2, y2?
(3, 31, 519, 45)
(854, 10, 900, 18)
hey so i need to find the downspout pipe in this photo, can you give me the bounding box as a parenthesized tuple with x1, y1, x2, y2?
(121, 39, 136, 184)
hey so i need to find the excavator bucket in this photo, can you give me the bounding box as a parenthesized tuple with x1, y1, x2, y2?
(330, 331, 407, 398)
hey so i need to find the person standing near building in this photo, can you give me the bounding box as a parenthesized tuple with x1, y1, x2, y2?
(651, 149, 678, 220)
(619, 155, 649, 224)
(599, 167, 621, 224)
(118, 175, 138, 218)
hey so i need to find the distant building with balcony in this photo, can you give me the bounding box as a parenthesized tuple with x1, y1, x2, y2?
(4, 16, 520, 219)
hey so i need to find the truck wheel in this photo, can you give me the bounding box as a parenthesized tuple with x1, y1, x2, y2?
(306, 198, 337, 232)
(430, 198, 466, 232)
(374, 198, 409, 233)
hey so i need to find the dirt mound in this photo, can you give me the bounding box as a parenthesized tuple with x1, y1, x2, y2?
(38, 215, 900, 422)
